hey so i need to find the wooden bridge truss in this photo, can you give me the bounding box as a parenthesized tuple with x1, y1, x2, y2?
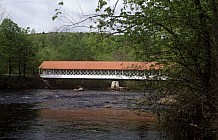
(39, 69, 167, 80)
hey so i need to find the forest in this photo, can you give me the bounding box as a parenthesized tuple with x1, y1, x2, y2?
(0, 18, 140, 78)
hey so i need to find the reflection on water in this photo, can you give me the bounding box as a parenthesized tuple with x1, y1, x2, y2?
(0, 103, 38, 138)
(0, 89, 168, 140)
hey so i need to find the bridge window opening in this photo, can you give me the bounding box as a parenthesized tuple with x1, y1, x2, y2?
(72, 70, 76, 75)
(138, 70, 145, 76)
(123, 70, 130, 76)
(94, 71, 98, 75)
(52, 70, 54, 75)
(148, 70, 154, 75)
(147, 70, 159, 80)
(67, 70, 72, 75)
(89, 70, 93, 75)
(89, 70, 95, 75)
(84, 70, 89, 75)
(158, 70, 163, 77)
(59, 70, 64, 75)
(61, 70, 66, 75)
(102, 70, 108, 75)
(66, 70, 69, 75)
(79, 70, 83, 74)
(100, 70, 104, 75)
(55, 70, 58, 75)
(57, 70, 61, 75)
(127, 71, 134, 77)
(41, 70, 46, 75)
(51, 70, 54, 75)
(45, 70, 48, 75)
(72, 70, 75, 75)
(58, 70, 62, 75)
(109, 70, 116, 75)
(94, 70, 98, 75)
(65, 70, 68, 75)
(127, 71, 132, 76)
(116, 70, 122, 75)
(136, 70, 139, 76)
(74, 70, 80, 75)
(132, 70, 138, 76)
(108, 70, 112, 75)
(68, 70, 75, 75)
(54, 71, 57, 75)
(80, 70, 85, 75)
(54, 70, 59, 75)
(96, 70, 101, 75)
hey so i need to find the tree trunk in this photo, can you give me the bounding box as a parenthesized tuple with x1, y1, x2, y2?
(23, 63, 27, 78)
(8, 57, 12, 77)
(211, 0, 218, 137)
(18, 57, 21, 77)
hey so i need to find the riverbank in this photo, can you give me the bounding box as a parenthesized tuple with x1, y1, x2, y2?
(0, 76, 154, 91)
(0, 77, 113, 90)
(0, 76, 46, 89)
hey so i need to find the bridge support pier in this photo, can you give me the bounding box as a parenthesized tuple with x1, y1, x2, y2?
(111, 81, 119, 90)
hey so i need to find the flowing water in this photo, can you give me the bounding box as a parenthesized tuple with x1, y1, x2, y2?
(0, 89, 167, 140)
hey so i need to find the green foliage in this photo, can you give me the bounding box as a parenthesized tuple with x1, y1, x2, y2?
(58, 1, 63, 5)
(52, 1, 64, 20)
(31, 32, 136, 62)
(85, 33, 135, 61)
(0, 18, 33, 77)
(0, 18, 139, 77)
(97, 0, 217, 139)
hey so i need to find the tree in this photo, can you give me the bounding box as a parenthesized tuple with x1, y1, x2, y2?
(0, 18, 32, 77)
(85, 33, 135, 61)
(94, 0, 218, 139)
(54, 0, 217, 136)
(60, 33, 95, 60)
(16, 28, 33, 77)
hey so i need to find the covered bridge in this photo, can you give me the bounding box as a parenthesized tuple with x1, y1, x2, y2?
(38, 61, 165, 80)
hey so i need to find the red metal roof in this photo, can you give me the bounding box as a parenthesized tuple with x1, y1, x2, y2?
(38, 61, 162, 70)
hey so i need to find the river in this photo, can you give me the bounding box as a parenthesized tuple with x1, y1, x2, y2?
(0, 89, 168, 140)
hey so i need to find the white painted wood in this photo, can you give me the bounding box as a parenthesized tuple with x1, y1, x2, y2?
(39, 69, 167, 80)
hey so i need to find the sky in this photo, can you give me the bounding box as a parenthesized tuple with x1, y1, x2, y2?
(1, 0, 103, 33)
